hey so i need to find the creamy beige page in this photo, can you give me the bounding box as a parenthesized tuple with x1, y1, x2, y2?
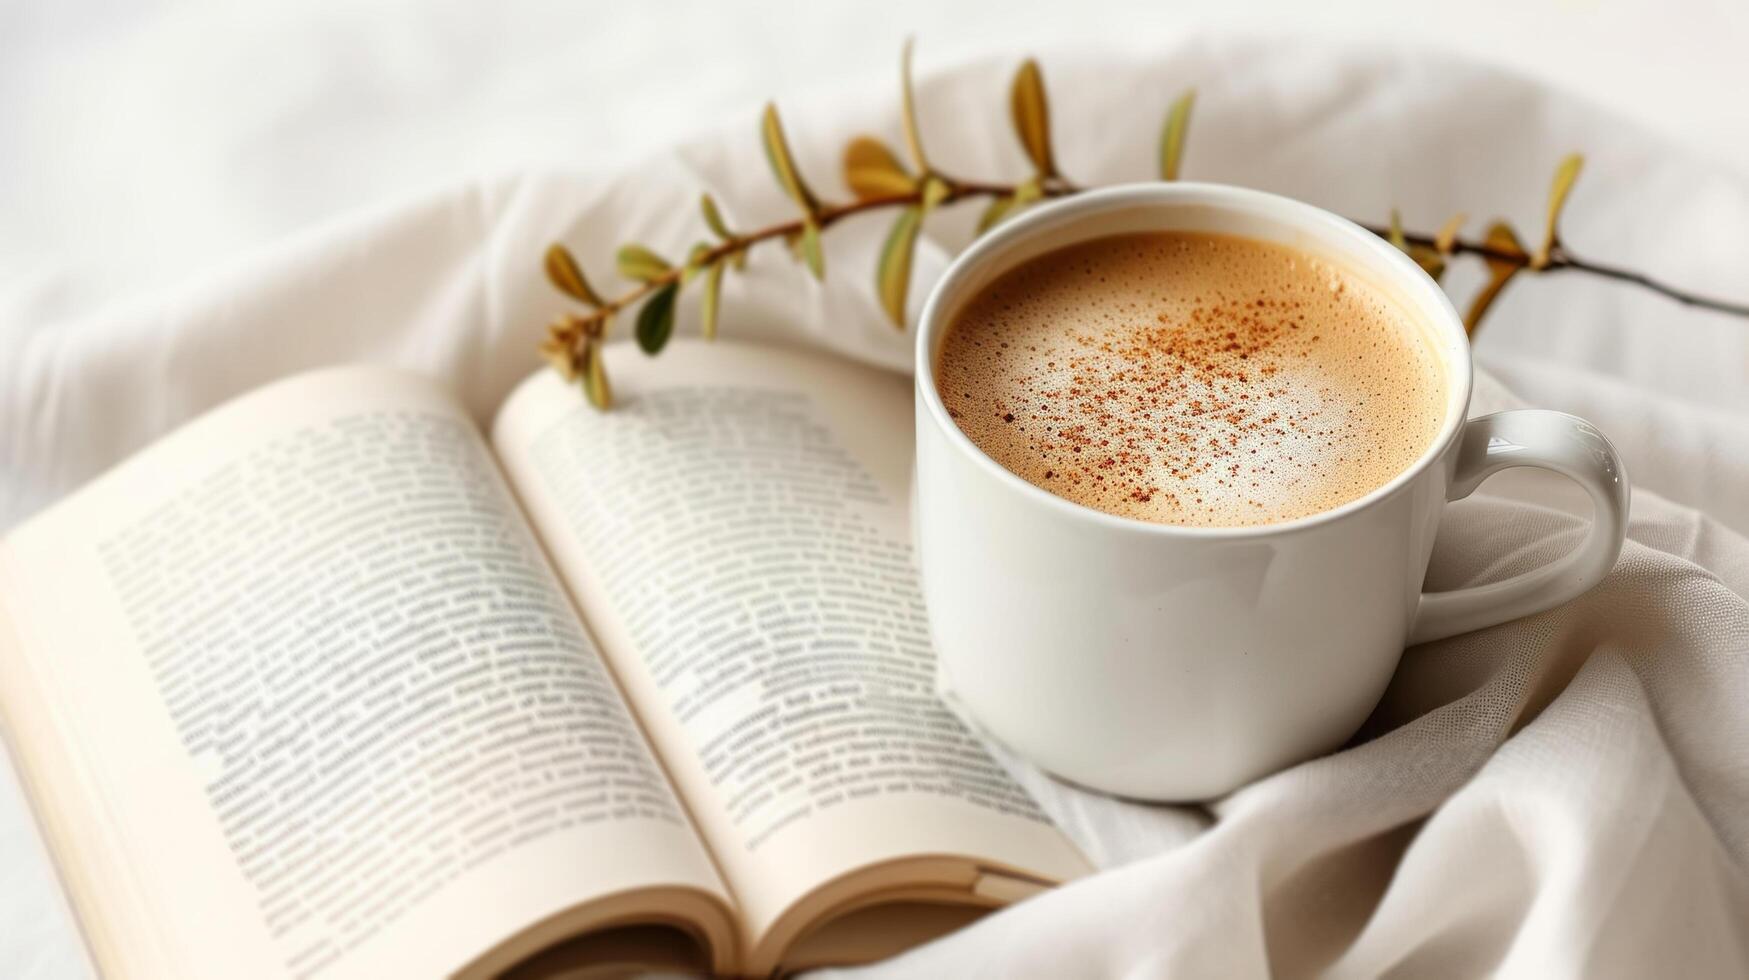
(0, 368, 730, 980)
(491, 340, 1090, 952)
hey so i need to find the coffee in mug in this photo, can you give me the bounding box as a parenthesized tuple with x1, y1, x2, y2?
(935, 231, 1446, 528)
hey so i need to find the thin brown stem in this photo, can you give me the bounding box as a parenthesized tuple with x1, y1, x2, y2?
(1358, 224, 1749, 318)
(1551, 247, 1749, 317)
(588, 184, 1749, 339)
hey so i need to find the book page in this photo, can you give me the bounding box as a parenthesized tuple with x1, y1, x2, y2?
(0, 368, 732, 980)
(492, 341, 1090, 957)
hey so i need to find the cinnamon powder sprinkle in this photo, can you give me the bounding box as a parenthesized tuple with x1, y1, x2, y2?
(935, 231, 1445, 527)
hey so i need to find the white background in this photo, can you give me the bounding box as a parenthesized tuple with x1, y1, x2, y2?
(3, 0, 1748, 331)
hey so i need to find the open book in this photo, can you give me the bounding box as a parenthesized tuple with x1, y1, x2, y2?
(0, 340, 1090, 978)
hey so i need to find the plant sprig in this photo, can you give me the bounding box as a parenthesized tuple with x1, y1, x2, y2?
(541, 43, 1749, 409)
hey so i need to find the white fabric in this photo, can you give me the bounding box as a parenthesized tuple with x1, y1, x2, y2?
(5, 36, 1749, 979)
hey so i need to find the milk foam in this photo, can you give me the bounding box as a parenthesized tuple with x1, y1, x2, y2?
(936, 231, 1446, 528)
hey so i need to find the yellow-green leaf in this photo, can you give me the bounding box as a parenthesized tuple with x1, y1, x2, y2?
(681, 247, 707, 285)
(546, 244, 604, 306)
(1534, 153, 1583, 269)
(701, 194, 733, 240)
(701, 261, 725, 341)
(1466, 222, 1527, 335)
(617, 243, 671, 283)
(843, 136, 917, 199)
(1008, 58, 1055, 177)
(1387, 208, 1409, 251)
(1482, 222, 1526, 272)
(877, 206, 924, 328)
(762, 103, 819, 214)
(801, 217, 825, 280)
(920, 174, 949, 214)
(539, 329, 578, 381)
(977, 195, 1018, 234)
(636, 282, 679, 355)
(1409, 244, 1446, 282)
(582, 339, 612, 409)
(1387, 210, 1443, 280)
(899, 38, 928, 172)
(1435, 212, 1466, 255)
(1160, 89, 1195, 181)
(976, 177, 1043, 234)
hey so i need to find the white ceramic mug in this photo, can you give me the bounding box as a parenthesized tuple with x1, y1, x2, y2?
(913, 183, 1630, 801)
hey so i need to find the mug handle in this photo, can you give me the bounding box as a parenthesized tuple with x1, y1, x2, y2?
(1408, 410, 1630, 645)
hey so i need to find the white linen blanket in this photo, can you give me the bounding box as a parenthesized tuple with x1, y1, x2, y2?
(4, 37, 1747, 979)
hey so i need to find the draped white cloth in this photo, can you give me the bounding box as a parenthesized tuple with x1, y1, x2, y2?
(5, 36, 1748, 979)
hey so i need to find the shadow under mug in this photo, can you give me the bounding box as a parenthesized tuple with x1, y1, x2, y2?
(913, 183, 1630, 801)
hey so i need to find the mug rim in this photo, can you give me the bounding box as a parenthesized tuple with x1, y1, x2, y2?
(914, 181, 1474, 540)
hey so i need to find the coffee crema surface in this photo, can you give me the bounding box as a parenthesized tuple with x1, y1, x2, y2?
(936, 231, 1446, 528)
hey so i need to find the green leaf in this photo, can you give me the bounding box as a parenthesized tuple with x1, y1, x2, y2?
(762, 103, 819, 214)
(1435, 212, 1466, 255)
(899, 38, 928, 172)
(920, 174, 949, 214)
(975, 177, 1043, 234)
(1387, 209, 1409, 251)
(582, 339, 612, 410)
(1159, 89, 1195, 181)
(636, 282, 679, 355)
(843, 136, 917, 199)
(1408, 244, 1446, 282)
(701, 261, 725, 341)
(977, 195, 1018, 234)
(539, 322, 579, 381)
(700, 194, 733, 240)
(800, 217, 825, 280)
(1466, 222, 1527, 335)
(546, 244, 604, 306)
(682, 242, 712, 285)
(877, 206, 924, 328)
(617, 243, 672, 283)
(1388, 209, 1444, 280)
(1534, 153, 1583, 269)
(1008, 58, 1056, 178)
